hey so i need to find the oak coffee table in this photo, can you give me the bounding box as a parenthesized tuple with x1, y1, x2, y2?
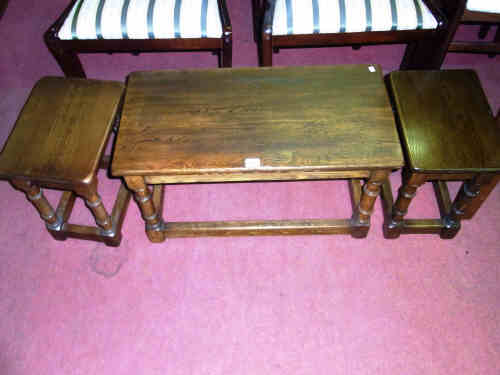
(112, 65, 404, 242)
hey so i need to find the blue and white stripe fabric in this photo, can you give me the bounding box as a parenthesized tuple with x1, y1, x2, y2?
(466, 0, 500, 14)
(272, 0, 438, 36)
(58, 0, 223, 40)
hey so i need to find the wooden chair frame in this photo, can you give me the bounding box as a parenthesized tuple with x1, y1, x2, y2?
(408, 0, 499, 69)
(448, 2, 500, 55)
(45, 0, 232, 78)
(254, 0, 446, 68)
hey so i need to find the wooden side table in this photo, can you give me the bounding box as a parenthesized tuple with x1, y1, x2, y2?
(382, 70, 500, 239)
(112, 65, 404, 242)
(0, 77, 131, 246)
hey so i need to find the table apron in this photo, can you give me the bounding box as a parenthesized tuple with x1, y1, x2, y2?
(144, 170, 376, 184)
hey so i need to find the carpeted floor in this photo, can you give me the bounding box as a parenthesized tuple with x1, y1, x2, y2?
(0, 1, 499, 374)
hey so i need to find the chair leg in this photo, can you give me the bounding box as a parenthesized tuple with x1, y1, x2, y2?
(400, 41, 446, 70)
(0, 0, 9, 21)
(44, 27, 86, 78)
(478, 25, 490, 39)
(261, 32, 273, 66)
(252, 0, 262, 43)
(480, 25, 500, 58)
(489, 27, 499, 58)
(220, 34, 232, 68)
(401, 42, 422, 70)
(46, 45, 86, 78)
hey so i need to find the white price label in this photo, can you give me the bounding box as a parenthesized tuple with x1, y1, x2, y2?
(244, 158, 261, 168)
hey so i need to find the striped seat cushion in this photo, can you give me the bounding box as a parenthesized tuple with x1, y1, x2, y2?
(58, 0, 223, 40)
(466, 0, 500, 14)
(272, 0, 438, 36)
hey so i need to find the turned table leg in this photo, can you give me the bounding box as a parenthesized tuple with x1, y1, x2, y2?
(462, 174, 500, 219)
(124, 176, 165, 243)
(75, 177, 114, 237)
(384, 170, 426, 239)
(441, 175, 493, 239)
(85, 193, 113, 234)
(11, 179, 64, 236)
(351, 170, 389, 238)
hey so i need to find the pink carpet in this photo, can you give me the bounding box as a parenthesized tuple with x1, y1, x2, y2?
(0, 1, 499, 374)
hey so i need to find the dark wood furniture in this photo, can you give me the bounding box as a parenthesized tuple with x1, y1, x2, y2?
(0, 0, 9, 21)
(112, 65, 404, 242)
(45, 0, 232, 78)
(447, 1, 500, 56)
(0, 77, 131, 246)
(382, 70, 500, 239)
(409, 0, 499, 68)
(254, 0, 446, 68)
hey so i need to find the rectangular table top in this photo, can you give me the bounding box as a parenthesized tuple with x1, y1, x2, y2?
(112, 65, 404, 180)
(0, 77, 123, 185)
(388, 70, 500, 173)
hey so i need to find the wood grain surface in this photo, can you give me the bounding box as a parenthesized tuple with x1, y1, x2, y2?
(388, 70, 500, 173)
(0, 77, 124, 185)
(112, 65, 404, 180)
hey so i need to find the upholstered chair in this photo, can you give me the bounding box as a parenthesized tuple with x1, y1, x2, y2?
(45, 0, 232, 78)
(254, 0, 445, 68)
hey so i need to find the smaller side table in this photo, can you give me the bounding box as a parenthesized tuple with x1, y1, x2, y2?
(382, 70, 500, 239)
(0, 77, 131, 246)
